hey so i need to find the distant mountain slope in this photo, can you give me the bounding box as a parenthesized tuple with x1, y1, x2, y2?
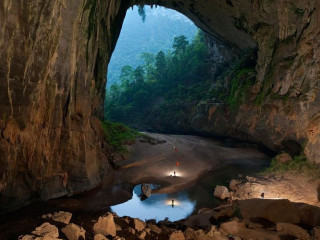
(107, 6, 198, 87)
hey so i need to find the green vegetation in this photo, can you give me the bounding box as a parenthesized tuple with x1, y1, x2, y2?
(101, 121, 142, 154)
(107, 6, 197, 87)
(226, 67, 256, 108)
(105, 31, 211, 127)
(264, 154, 320, 177)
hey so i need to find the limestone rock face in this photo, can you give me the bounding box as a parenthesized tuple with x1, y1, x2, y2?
(1, 0, 320, 211)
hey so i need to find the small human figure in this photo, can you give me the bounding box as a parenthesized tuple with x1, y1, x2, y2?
(174, 146, 178, 152)
(174, 171, 176, 176)
(171, 199, 175, 208)
(261, 192, 265, 199)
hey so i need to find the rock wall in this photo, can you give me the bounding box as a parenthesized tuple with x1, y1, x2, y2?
(0, 0, 129, 212)
(0, 0, 319, 211)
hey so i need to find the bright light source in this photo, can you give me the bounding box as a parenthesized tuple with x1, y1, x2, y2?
(165, 199, 180, 206)
(166, 170, 183, 177)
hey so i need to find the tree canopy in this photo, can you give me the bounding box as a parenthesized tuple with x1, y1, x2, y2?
(105, 31, 212, 129)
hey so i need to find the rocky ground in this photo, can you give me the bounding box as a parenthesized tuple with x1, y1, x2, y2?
(18, 198, 320, 240)
(2, 133, 320, 239)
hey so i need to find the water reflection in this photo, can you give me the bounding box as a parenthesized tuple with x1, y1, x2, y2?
(111, 164, 268, 222)
(111, 184, 196, 222)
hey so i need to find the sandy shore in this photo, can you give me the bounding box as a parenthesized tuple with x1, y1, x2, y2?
(49, 133, 269, 211)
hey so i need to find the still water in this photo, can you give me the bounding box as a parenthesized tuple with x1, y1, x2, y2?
(111, 184, 196, 222)
(111, 163, 267, 222)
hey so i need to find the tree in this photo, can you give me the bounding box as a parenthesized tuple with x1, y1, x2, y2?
(155, 51, 167, 79)
(173, 35, 189, 56)
(120, 65, 133, 90)
(133, 66, 145, 85)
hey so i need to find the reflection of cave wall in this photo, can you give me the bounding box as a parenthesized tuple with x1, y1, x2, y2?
(0, 0, 320, 212)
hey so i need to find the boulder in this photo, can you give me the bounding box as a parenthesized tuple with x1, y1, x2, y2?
(43, 211, 72, 224)
(141, 184, 152, 198)
(229, 179, 241, 191)
(184, 228, 214, 240)
(168, 230, 185, 240)
(126, 227, 136, 234)
(130, 218, 146, 231)
(32, 223, 59, 238)
(312, 226, 320, 240)
(138, 230, 147, 239)
(214, 186, 230, 200)
(275, 153, 292, 163)
(61, 223, 86, 240)
(276, 223, 311, 240)
(34, 237, 62, 240)
(238, 199, 300, 224)
(94, 234, 107, 240)
(114, 216, 130, 229)
(206, 225, 225, 240)
(220, 220, 246, 235)
(93, 213, 116, 237)
(147, 224, 162, 235)
(210, 205, 235, 224)
(19, 235, 35, 240)
(220, 220, 280, 240)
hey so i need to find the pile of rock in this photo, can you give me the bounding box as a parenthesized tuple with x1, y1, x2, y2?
(19, 199, 320, 240)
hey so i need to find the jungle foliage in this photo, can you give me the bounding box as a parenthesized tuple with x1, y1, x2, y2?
(105, 31, 212, 127)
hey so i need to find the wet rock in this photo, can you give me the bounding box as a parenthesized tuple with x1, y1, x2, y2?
(275, 153, 292, 163)
(168, 230, 185, 240)
(94, 234, 107, 240)
(61, 223, 86, 240)
(93, 213, 116, 237)
(42, 211, 72, 224)
(32, 223, 59, 238)
(130, 218, 146, 231)
(276, 223, 311, 240)
(214, 186, 230, 200)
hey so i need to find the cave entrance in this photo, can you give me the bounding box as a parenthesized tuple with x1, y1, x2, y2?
(105, 5, 211, 132)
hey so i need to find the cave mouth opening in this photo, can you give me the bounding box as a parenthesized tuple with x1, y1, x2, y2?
(105, 5, 204, 132)
(105, 4, 258, 135)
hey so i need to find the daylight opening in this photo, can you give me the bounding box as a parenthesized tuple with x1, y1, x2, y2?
(105, 6, 212, 132)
